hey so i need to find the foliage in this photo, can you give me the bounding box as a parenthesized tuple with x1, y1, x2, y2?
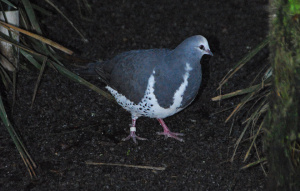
(266, 0, 300, 189)
(0, 0, 112, 177)
(212, 38, 269, 174)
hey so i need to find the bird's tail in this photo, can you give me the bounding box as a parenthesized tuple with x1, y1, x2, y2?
(74, 61, 101, 76)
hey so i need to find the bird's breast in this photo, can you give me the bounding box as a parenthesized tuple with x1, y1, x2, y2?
(106, 62, 197, 119)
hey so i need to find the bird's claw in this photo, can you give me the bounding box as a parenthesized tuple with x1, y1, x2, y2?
(156, 131, 185, 142)
(122, 127, 147, 144)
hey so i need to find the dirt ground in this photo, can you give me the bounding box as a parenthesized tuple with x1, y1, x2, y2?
(0, 0, 269, 190)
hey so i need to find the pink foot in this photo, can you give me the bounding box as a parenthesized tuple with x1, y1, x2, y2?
(156, 119, 184, 142)
(122, 118, 147, 144)
(122, 127, 147, 144)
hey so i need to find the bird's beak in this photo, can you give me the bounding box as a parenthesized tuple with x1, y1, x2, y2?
(206, 49, 213, 56)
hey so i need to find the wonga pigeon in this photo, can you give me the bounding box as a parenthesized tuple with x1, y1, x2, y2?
(79, 35, 213, 143)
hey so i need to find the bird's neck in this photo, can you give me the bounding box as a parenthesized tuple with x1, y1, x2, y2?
(166, 49, 200, 68)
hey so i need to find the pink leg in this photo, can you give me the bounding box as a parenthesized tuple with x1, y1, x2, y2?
(122, 117, 147, 144)
(156, 118, 184, 142)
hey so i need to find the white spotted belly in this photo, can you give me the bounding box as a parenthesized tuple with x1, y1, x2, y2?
(106, 63, 193, 119)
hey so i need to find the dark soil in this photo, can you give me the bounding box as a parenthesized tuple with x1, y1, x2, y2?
(1, 0, 269, 190)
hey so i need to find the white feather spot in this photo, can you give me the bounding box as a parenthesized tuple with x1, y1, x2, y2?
(106, 63, 193, 119)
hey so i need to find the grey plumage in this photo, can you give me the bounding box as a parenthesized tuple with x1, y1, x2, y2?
(78, 35, 213, 143)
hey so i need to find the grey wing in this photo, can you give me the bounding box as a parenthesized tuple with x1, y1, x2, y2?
(103, 49, 169, 104)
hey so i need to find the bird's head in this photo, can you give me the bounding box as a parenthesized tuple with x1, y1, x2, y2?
(174, 35, 213, 61)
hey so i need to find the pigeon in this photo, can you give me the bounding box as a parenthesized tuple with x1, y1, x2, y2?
(79, 35, 213, 143)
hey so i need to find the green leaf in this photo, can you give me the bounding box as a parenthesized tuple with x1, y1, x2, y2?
(0, 95, 36, 177)
(0, 0, 17, 9)
(20, 49, 42, 70)
(21, 0, 42, 34)
(51, 61, 115, 101)
(31, 57, 47, 106)
(289, 0, 300, 14)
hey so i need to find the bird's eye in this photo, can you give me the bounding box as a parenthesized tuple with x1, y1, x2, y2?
(199, 45, 205, 50)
